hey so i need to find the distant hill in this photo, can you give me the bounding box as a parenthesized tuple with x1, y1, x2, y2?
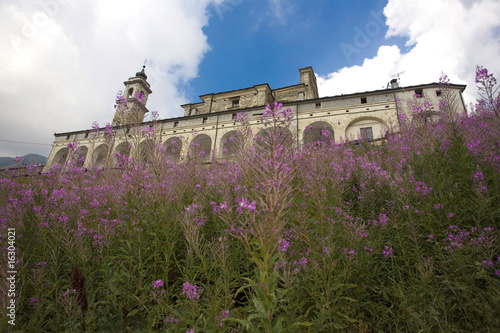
(0, 154, 47, 169)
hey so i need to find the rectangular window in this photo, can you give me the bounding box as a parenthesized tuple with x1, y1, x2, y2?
(436, 90, 442, 97)
(415, 89, 423, 97)
(232, 113, 237, 120)
(360, 127, 373, 141)
(361, 97, 367, 104)
(84, 132, 89, 138)
(232, 99, 240, 107)
(315, 102, 321, 109)
(202, 117, 208, 124)
(173, 121, 179, 128)
(66, 135, 70, 140)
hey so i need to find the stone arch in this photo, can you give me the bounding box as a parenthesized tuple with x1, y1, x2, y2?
(163, 137, 182, 162)
(52, 147, 69, 167)
(253, 127, 294, 152)
(219, 130, 241, 158)
(138, 138, 156, 163)
(189, 134, 212, 161)
(303, 121, 335, 145)
(345, 117, 388, 142)
(92, 144, 108, 169)
(114, 142, 130, 157)
(114, 142, 130, 165)
(75, 146, 88, 167)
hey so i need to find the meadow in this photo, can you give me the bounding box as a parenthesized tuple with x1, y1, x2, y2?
(1, 70, 499, 332)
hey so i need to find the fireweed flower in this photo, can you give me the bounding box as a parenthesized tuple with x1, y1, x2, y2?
(344, 248, 357, 259)
(442, 225, 472, 252)
(236, 197, 256, 213)
(473, 171, 488, 194)
(383, 246, 393, 258)
(216, 309, 230, 327)
(482, 259, 494, 269)
(185, 203, 200, 213)
(67, 141, 80, 151)
(152, 279, 164, 289)
(134, 92, 145, 104)
(141, 126, 154, 137)
(377, 213, 388, 227)
(182, 281, 202, 300)
(475, 66, 497, 85)
(278, 238, 290, 253)
(293, 257, 308, 272)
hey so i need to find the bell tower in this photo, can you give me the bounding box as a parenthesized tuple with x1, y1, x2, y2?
(113, 65, 153, 126)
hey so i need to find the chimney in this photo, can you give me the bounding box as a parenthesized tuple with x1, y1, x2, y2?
(390, 78, 399, 89)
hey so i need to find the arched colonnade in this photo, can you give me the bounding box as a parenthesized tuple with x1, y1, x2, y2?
(48, 116, 389, 168)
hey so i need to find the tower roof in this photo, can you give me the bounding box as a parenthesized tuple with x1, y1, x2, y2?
(135, 65, 147, 80)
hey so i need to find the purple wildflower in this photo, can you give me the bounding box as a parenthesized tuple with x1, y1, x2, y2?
(383, 246, 393, 258)
(216, 309, 230, 327)
(278, 238, 290, 253)
(166, 316, 178, 323)
(182, 281, 203, 300)
(152, 279, 164, 289)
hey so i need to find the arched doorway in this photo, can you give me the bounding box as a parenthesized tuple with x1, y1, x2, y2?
(52, 147, 69, 167)
(114, 142, 130, 165)
(138, 139, 156, 163)
(92, 144, 108, 169)
(253, 128, 294, 153)
(189, 134, 212, 161)
(303, 121, 335, 145)
(75, 146, 88, 167)
(163, 137, 182, 162)
(219, 131, 241, 158)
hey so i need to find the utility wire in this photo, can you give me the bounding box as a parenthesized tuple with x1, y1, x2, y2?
(0, 138, 53, 146)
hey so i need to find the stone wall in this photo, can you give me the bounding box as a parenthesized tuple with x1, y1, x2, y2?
(44, 82, 466, 171)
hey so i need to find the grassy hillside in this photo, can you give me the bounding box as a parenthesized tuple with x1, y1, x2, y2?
(1, 73, 499, 331)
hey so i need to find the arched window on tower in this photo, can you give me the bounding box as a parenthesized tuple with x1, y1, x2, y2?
(128, 88, 134, 98)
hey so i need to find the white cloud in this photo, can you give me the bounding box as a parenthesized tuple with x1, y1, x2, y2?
(0, 0, 226, 157)
(317, 45, 401, 96)
(318, 0, 500, 110)
(268, 0, 294, 22)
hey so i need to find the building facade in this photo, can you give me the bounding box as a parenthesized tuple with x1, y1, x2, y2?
(44, 66, 467, 170)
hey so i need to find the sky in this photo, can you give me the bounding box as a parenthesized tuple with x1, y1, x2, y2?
(0, 0, 499, 158)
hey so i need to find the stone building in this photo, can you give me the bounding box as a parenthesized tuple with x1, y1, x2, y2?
(44, 66, 467, 170)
